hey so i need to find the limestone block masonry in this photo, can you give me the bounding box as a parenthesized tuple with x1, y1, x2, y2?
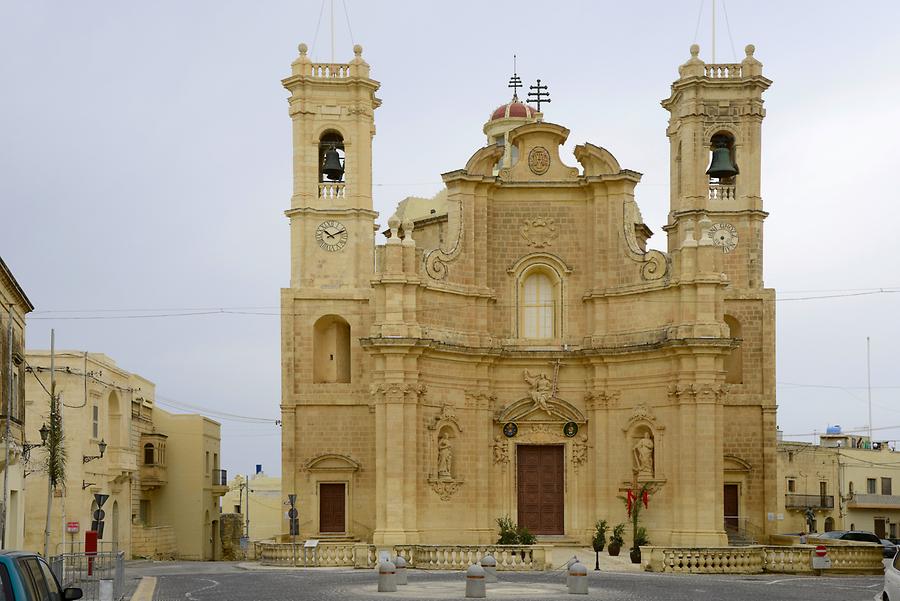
(280, 42, 778, 547)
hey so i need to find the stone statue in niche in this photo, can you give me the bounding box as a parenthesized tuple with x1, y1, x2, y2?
(632, 431, 655, 476)
(437, 433, 453, 479)
(523, 370, 553, 412)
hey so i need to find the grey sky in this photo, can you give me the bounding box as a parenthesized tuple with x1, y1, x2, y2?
(3, 1, 899, 477)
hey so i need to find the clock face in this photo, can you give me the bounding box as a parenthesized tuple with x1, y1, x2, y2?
(315, 220, 348, 252)
(708, 222, 738, 253)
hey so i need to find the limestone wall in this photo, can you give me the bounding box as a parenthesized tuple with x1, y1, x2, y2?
(131, 525, 176, 559)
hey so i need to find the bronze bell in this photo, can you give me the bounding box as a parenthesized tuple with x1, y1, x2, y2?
(322, 146, 344, 181)
(706, 138, 738, 179)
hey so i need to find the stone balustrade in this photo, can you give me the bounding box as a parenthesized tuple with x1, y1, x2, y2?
(708, 183, 736, 200)
(318, 182, 346, 199)
(644, 544, 884, 574)
(309, 63, 352, 78)
(705, 64, 743, 79)
(256, 541, 550, 570)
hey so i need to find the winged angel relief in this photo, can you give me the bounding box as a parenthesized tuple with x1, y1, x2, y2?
(523, 370, 553, 412)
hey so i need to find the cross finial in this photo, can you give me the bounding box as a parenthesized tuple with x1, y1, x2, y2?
(527, 78, 551, 112)
(507, 54, 522, 100)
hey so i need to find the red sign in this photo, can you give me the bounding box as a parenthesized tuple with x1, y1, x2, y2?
(66, 521, 79, 533)
(815, 545, 827, 557)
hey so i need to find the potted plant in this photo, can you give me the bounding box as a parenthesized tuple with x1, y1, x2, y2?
(496, 516, 518, 545)
(631, 526, 650, 564)
(591, 520, 608, 570)
(607, 523, 625, 557)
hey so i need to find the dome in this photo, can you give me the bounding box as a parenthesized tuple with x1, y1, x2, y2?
(490, 99, 538, 121)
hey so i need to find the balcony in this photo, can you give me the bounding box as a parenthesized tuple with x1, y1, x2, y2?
(785, 494, 834, 509)
(140, 463, 168, 490)
(106, 446, 137, 475)
(211, 469, 228, 496)
(848, 493, 900, 510)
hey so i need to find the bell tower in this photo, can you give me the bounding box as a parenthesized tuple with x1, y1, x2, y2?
(662, 43, 771, 290)
(282, 43, 380, 289)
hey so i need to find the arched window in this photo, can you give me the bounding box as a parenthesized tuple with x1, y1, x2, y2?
(707, 132, 739, 184)
(519, 268, 558, 340)
(724, 315, 743, 384)
(314, 315, 351, 383)
(144, 443, 155, 465)
(319, 131, 345, 183)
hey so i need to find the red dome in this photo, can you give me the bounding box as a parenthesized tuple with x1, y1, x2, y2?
(490, 100, 538, 121)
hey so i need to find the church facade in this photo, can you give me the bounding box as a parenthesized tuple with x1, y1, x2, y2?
(280, 42, 777, 547)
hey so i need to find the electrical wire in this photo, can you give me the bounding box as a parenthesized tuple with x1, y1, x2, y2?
(692, 0, 705, 44)
(721, 1, 739, 63)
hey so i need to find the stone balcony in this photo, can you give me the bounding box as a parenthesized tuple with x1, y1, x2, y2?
(848, 493, 900, 509)
(140, 463, 168, 490)
(211, 468, 228, 496)
(785, 493, 834, 509)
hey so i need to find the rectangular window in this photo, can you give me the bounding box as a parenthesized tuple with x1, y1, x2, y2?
(883, 478, 892, 496)
(214, 452, 219, 470)
(205, 452, 210, 476)
(92, 404, 99, 438)
(11, 371, 18, 422)
(139, 500, 151, 525)
(819, 481, 827, 496)
(891, 523, 897, 539)
(787, 479, 795, 493)
(867, 478, 877, 494)
(522, 272, 555, 339)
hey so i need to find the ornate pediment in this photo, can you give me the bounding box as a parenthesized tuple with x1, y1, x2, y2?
(496, 397, 586, 425)
(303, 453, 360, 473)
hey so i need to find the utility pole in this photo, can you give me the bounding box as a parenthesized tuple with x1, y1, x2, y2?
(43, 329, 55, 557)
(2, 304, 13, 549)
(867, 337, 872, 444)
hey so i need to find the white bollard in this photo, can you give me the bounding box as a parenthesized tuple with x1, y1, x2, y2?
(465, 563, 486, 598)
(377, 560, 397, 592)
(567, 561, 588, 595)
(393, 555, 408, 585)
(480, 554, 497, 583)
(99, 579, 113, 601)
(565, 556, 579, 590)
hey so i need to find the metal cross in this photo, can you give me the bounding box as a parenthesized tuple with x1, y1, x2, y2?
(527, 79, 551, 112)
(508, 54, 522, 99)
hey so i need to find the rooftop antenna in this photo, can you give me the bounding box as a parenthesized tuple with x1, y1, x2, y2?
(508, 55, 522, 100)
(527, 79, 551, 112)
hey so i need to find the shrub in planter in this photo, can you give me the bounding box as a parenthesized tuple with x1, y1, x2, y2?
(630, 526, 650, 564)
(591, 519, 608, 553)
(607, 523, 625, 556)
(496, 516, 519, 545)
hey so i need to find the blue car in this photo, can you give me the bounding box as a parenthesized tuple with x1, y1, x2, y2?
(0, 552, 82, 601)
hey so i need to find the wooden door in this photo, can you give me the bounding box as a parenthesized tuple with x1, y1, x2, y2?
(517, 445, 564, 535)
(724, 484, 739, 531)
(875, 518, 887, 538)
(319, 483, 346, 533)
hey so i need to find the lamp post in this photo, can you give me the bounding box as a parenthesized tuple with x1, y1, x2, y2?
(82, 439, 107, 463)
(23, 423, 50, 461)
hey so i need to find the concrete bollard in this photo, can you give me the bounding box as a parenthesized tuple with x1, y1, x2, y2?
(393, 555, 408, 585)
(567, 561, 588, 595)
(465, 563, 486, 598)
(99, 580, 113, 601)
(565, 556, 579, 590)
(377, 559, 397, 592)
(480, 554, 497, 583)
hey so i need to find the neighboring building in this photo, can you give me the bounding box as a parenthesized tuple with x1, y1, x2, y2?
(23, 351, 227, 558)
(280, 43, 778, 546)
(222, 469, 282, 542)
(776, 441, 841, 534)
(0, 257, 34, 550)
(821, 431, 900, 539)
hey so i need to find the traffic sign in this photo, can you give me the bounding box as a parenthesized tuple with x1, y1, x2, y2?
(66, 521, 79, 533)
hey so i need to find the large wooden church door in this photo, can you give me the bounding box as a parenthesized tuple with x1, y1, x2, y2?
(517, 445, 564, 535)
(319, 483, 346, 533)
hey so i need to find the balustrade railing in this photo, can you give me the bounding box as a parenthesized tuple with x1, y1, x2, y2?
(309, 63, 351, 78)
(705, 64, 743, 79)
(319, 182, 346, 199)
(784, 493, 834, 509)
(644, 543, 884, 574)
(708, 183, 736, 200)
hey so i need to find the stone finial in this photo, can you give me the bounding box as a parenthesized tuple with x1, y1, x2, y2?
(298, 42, 308, 56)
(292, 42, 311, 71)
(387, 215, 401, 243)
(401, 218, 415, 245)
(678, 44, 705, 78)
(353, 44, 363, 57)
(742, 43, 763, 76)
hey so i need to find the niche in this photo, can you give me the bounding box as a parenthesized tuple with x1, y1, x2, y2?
(313, 315, 351, 383)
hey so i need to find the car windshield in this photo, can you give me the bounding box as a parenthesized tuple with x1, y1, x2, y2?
(817, 531, 843, 538)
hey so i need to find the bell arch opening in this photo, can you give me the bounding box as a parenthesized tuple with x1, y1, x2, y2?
(313, 315, 351, 383)
(319, 130, 345, 183)
(706, 131, 739, 184)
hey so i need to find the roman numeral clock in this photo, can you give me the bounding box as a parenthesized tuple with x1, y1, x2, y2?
(315, 220, 348, 252)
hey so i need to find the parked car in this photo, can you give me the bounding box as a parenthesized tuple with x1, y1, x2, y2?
(0, 551, 82, 601)
(885, 547, 900, 600)
(817, 530, 896, 558)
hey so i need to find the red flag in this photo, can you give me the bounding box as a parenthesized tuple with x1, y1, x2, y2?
(642, 489, 649, 509)
(626, 489, 636, 517)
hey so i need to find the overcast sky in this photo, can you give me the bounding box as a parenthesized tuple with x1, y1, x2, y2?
(3, 1, 899, 477)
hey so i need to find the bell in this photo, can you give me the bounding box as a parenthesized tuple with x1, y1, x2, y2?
(322, 146, 344, 181)
(706, 144, 738, 179)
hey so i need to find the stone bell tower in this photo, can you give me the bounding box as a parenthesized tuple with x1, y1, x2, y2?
(662, 43, 771, 290)
(280, 43, 381, 535)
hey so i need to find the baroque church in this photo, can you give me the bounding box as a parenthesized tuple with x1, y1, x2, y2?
(279, 42, 776, 547)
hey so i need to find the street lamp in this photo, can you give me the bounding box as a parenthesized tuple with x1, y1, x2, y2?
(23, 423, 50, 461)
(82, 439, 107, 463)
